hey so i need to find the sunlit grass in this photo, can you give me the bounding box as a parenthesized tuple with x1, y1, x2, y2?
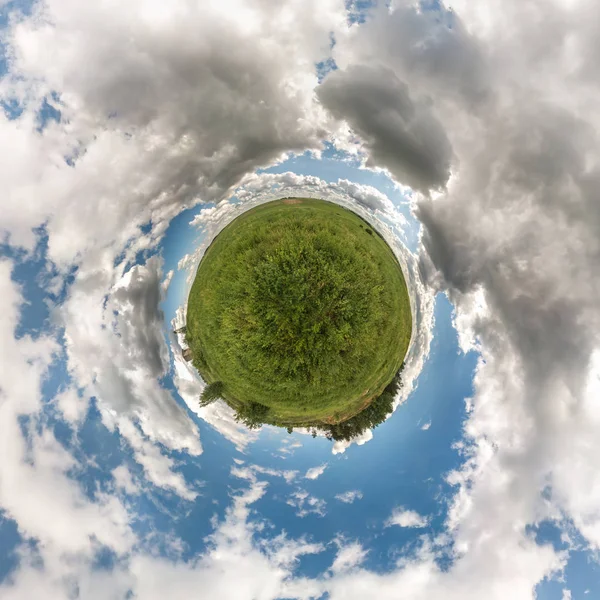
(186, 198, 411, 424)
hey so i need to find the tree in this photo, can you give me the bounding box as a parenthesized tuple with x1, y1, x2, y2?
(199, 381, 224, 407)
(319, 364, 405, 442)
(234, 401, 270, 430)
(287, 426, 294, 434)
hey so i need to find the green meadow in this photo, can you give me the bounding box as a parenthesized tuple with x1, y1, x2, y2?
(186, 198, 412, 426)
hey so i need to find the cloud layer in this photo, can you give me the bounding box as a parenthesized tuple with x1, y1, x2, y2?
(1, 0, 600, 598)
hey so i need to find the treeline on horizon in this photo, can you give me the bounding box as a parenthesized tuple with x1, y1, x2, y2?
(199, 363, 405, 442)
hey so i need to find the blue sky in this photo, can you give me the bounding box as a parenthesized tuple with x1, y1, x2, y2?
(1, 1, 600, 599)
(2, 150, 596, 598)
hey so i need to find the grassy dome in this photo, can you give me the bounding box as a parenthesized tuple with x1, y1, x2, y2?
(186, 198, 412, 425)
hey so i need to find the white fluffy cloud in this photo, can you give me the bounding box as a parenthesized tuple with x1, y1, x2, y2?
(286, 489, 327, 518)
(60, 255, 203, 464)
(312, 0, 600, 596)
(0, 260, 136, 597)
(1, 0, 340, 257)
(231, 462, 298, 485)
(305, 464, 327, 480)
(386, 507, 429, 529)
(334, 490, 363, 504)
(330, 541, 368, 574)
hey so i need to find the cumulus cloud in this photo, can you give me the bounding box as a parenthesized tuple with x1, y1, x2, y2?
(53, 386, 88, 425)
(318, 64, 453, 193)
(116, 418, 198, 501)
(335, 490, 363, 504)
(1, 0, 340, 257)
(127, 480, 327, 600)
(60, 255, 203, 460)
(0, 260, 136, 595)
(305, 464, 327, 480)
(330, 541, 368, 574)
(385, 507, 429, 529)
(286, 490, 327, 518)
(111, 464, 141, 496)
(235, 171, 401, 218)
(0, 0, 344, 498)
(332, 428, 373, 455)
(161, 269, 174, 293)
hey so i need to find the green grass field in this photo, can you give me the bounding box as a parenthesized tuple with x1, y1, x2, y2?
(186, 198, 412, 425)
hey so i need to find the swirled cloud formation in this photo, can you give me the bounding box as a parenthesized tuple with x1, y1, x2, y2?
(1, 1, 600, 599)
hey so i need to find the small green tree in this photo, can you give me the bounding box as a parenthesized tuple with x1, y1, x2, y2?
(200, 381, 224, 407)
(235, 401, 270, 430)
(319, 365, 405, 442)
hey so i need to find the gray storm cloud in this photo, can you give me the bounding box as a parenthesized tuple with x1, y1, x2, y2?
(318, 64, 453, 193)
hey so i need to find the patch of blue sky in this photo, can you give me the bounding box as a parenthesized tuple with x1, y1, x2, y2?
(315, 31, 337, 83)
(316, 57, 337, 83)
(139, 220, 153, 235)
(345, 0, 377, 25)
(113, 228, 163, 279)
(532, 520, 600, 599)
(419, 0, 443, 13)
(1, 90, 62, 125)
(154, 377, 250, 556)
(47, 390, 216, 562)
(159, 202, 207, 308)
(91, 545, 120, 572)
(535, 578, 571, 600)
(526, 508, 600, 598)
(528, 519, 572, 554)
(422, 0, 456, 29)
(1, 229, 54, 340)
(37, 361, 205, 554)
(0, 512, 21, 583)
(67, 403, 126, 494)
(0, 1, 29, 78)
(561, 546, 600, 599)
(0, 97, 23, 120)
(36, 95, 62, 131)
